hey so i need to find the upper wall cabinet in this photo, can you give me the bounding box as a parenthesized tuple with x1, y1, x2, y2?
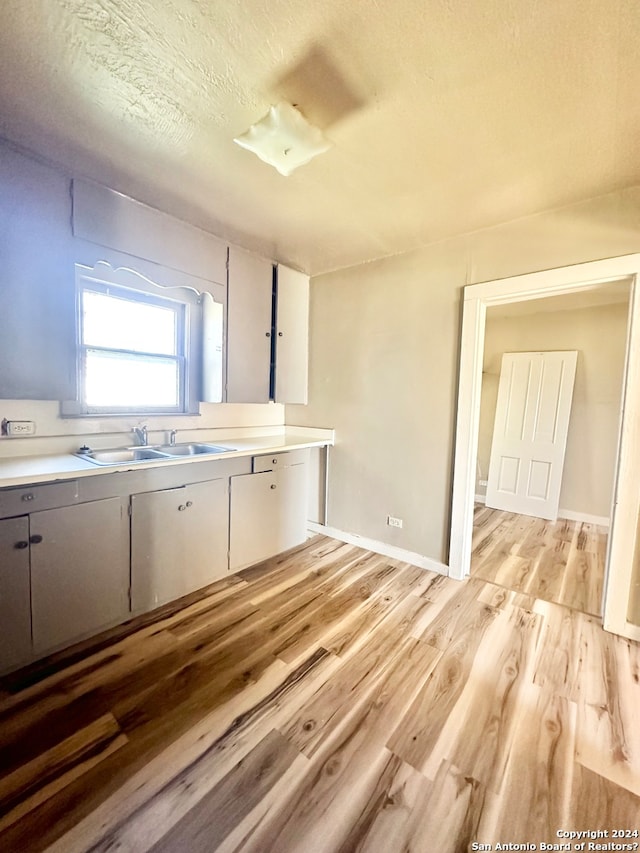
(0, 146, 76, 400)
(275, 264, 309, 405)
(226, 250, 310, 405)
(72, 179, 228, 285)
(227, 246, 274, 403)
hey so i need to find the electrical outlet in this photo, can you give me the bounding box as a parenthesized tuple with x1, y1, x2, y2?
(2, 419, 36, 436)
(479, 479, 488, 487)
(387, 515, 403, 528)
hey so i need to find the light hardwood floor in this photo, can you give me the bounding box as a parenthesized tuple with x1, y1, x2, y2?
(0, 535, 638, 852)
(471, 505, 607, 616)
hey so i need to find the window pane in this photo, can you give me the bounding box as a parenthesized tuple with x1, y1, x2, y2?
(84, 350, 180, 408)
(82, 290, 178, 355)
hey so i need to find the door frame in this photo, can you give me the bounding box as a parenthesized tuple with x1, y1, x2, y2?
(449, 253, 640, 639)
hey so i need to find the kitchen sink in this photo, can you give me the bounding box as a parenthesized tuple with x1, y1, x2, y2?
(76, 447, 170, 465)
(75, 443, 233, 465)
(156, 443, 231, 456)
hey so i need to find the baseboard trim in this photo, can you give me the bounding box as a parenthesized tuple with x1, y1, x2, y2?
(307, 522, 449, 576)
(558, 509, 610, 527)
(473, 499, 609, 527)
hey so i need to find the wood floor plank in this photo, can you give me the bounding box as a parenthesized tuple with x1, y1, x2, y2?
(532, 599, 581, 700)
(526, 537, 567, 602)
(344, 760, 435, 853)
(0, 533, 635, 853)
(472, 506, 606, 615)
(282, 635, 441, 759)
(387, 599, 499, 774)
(476, 683, 577, 842)
(574, 617, 640, 796)
(442, 605, 542, 788)
(43, 649, 342, 853)
(140, 730, 304, 853)
(40, 657, 295, 853)
(357, 759, 487, 853)
(417, 579, 483, 650)
(0, 713, 127, 834)
(220, 740, 404, 852)
(562, 540, 597, 616)
(566, 762, 640, 828)
(476, 580, 535, 612)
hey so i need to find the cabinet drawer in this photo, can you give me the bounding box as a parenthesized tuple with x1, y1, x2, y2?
(252, 448, 309, 472)
(0, 480, 79, 519)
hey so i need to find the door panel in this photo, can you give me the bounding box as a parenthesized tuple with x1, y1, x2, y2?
(131, 478, 229, 612)
(0, 516, 32, 671)
(229, 463, 308, 572)
(227, 246, 272, 403)
(486, 351, 578, 519)
(275, 264, 309, 403)
(30, 498, 130, 654)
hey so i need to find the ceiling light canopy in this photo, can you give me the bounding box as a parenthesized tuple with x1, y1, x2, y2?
(233, 102, 331, 176)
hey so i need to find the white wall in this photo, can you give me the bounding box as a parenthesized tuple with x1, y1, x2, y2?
(477, 303, 629, 520)
(287, 186, 640, 564)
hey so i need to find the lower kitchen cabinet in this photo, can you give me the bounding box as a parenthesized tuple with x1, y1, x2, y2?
(30, 497, 130, 655)
(0, 516, 32, 672)
(229, 462, 308, 572)
(131, 477, 229, 613)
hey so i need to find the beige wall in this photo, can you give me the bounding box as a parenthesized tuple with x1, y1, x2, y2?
(287, 186, 640, 565)
(477, 303, 628, 519)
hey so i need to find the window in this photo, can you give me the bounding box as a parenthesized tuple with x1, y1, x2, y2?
(68, 265, 201, 415)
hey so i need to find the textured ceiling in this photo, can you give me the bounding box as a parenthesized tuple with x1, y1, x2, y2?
(1, 0, 639, 275)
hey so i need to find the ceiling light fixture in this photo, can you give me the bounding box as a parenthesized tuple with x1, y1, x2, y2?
(233, 102, 331, 176)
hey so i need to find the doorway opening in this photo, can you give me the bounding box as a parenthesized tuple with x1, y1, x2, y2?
(469, 288, 629, 616)
(449, 254, 640, 640)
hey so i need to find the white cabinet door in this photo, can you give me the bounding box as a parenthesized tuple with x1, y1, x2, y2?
(229, 463, 309, 572)
(275, 264, 309, 404)
(0, 516, 32, 672)
(30, 498, 130, 654)
(227, 246, 273, 403)
(131, 478, 229, 613)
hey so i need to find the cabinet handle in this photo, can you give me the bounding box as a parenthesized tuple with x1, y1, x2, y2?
(178, 504, 186, 511)
(278, 331, 283, 337)
(272, 458, 278, 464)
(15, 541, 29, 550)
(265, 332, 271, 337)
(270, 484, 277, 489)
(21, 493, 35, 502)
(29, 534, 43, 544)
(186, 501, 193, 507)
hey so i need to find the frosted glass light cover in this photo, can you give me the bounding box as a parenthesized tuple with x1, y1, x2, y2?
(233, 102, 331, 176)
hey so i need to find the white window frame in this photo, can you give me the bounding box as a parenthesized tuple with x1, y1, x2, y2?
(63, 262, 201, 416)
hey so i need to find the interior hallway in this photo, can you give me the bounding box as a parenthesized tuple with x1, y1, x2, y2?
(471, 504, 607, 616)
(1, 534, 638, 852)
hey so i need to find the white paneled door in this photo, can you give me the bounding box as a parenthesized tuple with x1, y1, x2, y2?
(486, 351, 578, 520)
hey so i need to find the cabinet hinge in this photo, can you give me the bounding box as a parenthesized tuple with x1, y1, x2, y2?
(127, 503, 132, 516)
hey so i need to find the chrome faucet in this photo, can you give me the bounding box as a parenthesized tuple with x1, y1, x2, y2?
(133, 425, 148, 446)
(169, 429, 178, 446)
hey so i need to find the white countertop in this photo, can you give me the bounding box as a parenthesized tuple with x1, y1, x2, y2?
(0, 427, 334, 489)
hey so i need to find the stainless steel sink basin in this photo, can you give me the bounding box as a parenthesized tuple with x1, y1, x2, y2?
(75, 447, 171, 465)
(75, 442, 233, 465)
(156, 443, 231, 456)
